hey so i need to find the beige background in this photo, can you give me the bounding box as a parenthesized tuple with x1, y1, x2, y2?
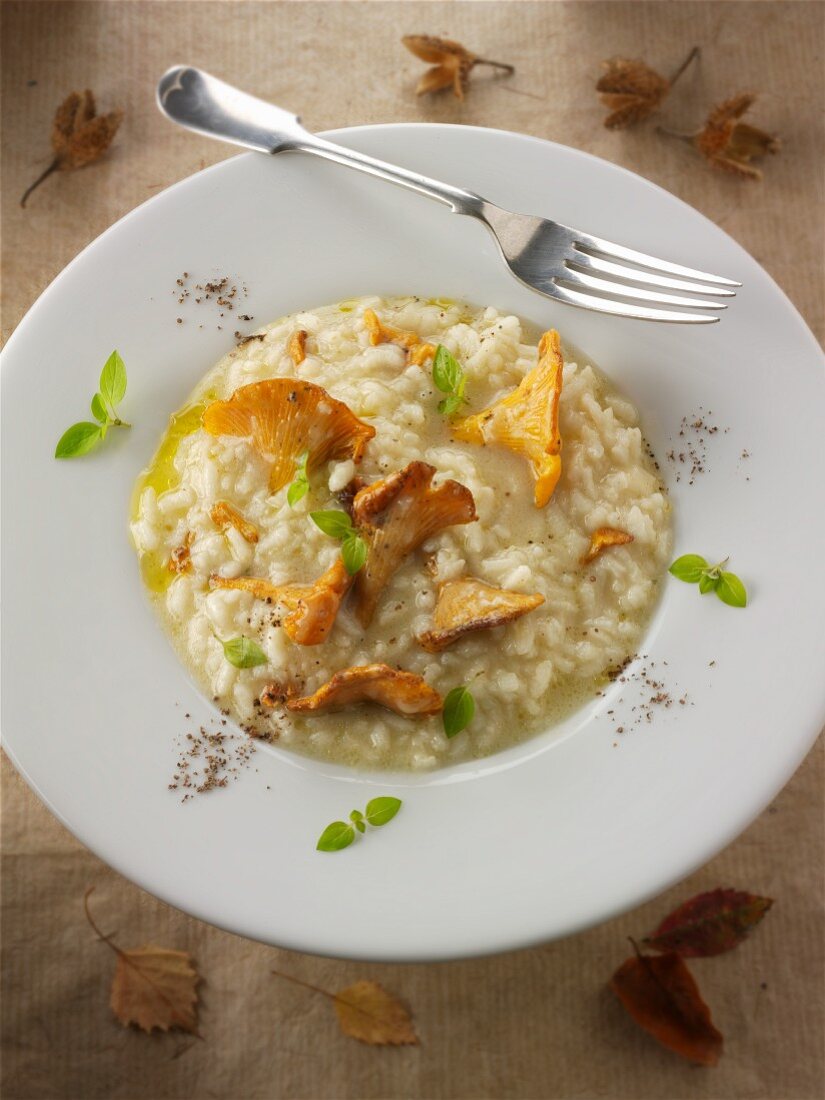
(2, 3, 823, 1098)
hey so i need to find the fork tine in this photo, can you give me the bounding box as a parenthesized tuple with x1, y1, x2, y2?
(557, 270, 727, 311)
(566, 252, 737, 297)
(548, 282, 720, 324)
(574, 233, 741, 288)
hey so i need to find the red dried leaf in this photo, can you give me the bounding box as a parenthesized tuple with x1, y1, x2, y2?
(644, 888, 773, 957)
(610, 950, 723, 1066)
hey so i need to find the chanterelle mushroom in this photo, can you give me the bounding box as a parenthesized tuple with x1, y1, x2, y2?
(210, 558, 353, 645)
(202, 379, 375, 493)
(581, 527, 634, 564)
(351, 461, 477, 627)
(287, 664, 442, 717)
(452, 329, 564, 507)
(418, 576, 545, 652)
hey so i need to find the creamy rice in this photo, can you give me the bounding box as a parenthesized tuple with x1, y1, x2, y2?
(131, 296, 671, 770)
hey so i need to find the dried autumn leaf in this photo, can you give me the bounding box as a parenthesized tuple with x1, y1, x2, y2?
(287, 663, 443, 717)
(202, 379, 375, 493)
(643, 888, 773, 957)
(351, 460, 477, 626)
(581, 527, 634, 564)
(210, 557, 353, 645)
(418, 576, 544, 652)
(335, 981, 419, 1046)
(610, 949, 723, 1066)
(452, 329, 563, 507)
(21, 89, 123, 207)
(84, 889, 199, 1035)
(597, 47, 699, 130)
(693, 94, 779, 180)
(402, 35, 513, 100)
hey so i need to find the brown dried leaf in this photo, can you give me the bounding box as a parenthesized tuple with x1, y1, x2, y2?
(335, 981, 419, 1046)
(597, 48, 699, 130)
(419, 576, 544, 652)
(21, 90, 123, 207)
(402, 34, 513, 100)
(287, 663, 442, 717)
(694, 94, 779, 180)
(644, 888, 774, 957)
(610, 949, 722, 1066)
(84, 889, 199, 1035)
(581, 527, 634, 564)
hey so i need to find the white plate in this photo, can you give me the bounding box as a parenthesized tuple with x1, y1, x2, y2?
(3, 125, 824, 961)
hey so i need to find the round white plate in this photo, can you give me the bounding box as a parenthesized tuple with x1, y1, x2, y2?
(3, 125, 824, 961)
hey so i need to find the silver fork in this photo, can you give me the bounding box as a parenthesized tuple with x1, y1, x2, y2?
(157, 67, 740, 324)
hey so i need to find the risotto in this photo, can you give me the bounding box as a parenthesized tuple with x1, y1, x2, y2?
(130, 296, 671, 770)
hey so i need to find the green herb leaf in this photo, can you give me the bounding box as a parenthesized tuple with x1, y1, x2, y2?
(442, 685, 475, 738)
(341, 533, 368, 575)
(99, 349, 127, 407)
(716, 571, 747, 608)
(669, 555, 708, 584)
(221, 636, 267, 669)
(349, 809, 366, 833)
(698, 573, 719, 595)
(438, 393, 464, 417)
(55, 422, 103, 459)
(310, 509, 354, 540)
(287, 452, 310, 508)
(365, 796, 402, 827)
(90, 393, 108, 424)
(317, 821, 355, 852)
(432, 345, 463, 394)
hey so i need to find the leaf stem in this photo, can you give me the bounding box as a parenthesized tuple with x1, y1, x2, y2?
(474, 58, 516, 76)
(656, 126, 697, 144)
(83, 887, 123, 956)
(669, 46, 700, 87)
(20, 159, 59, 208)
(270, 969, 391, 1025)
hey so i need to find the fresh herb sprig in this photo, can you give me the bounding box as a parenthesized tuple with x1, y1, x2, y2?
(310, 509, 368, 575)
(220, 636, 268, 668)
(442, 684, 475, 738)
(317, 797, 402, 852)
(287, 451, 310, 507)
(432, 345, 468, 417)
(55, 350, 131, 458)
(669, 554, 747, 608)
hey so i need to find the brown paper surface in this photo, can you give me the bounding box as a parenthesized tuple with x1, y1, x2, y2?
(2, 3, 823, 1098)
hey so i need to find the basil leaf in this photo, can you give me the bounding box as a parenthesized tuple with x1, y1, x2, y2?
(716, 571, 747, 608)
(698, 572, 719, 595)
(287, 452, 309, 507)
(365, 796, 402, 827)
(669, 554, 708, 583)
(99, 350, 127, 407)
(316, 821, 355, 852)
(55, 422, 103, 459)
(442, 685, 475, 738)
(341, 533, 367, 575)
(221, 636, 267, 669)
(90, 393, 108, 424)
(432, 345, 463, 394)
(349, 809, 366, 833)
(310, 509, 354, 540)
(438, 394, 463, 417)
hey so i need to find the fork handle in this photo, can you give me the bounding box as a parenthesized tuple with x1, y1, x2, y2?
(157, 67, 486, 218)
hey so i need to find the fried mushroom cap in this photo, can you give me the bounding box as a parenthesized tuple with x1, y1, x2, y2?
(210, 558, 353, 645)
(287, 664, 443, 717)
(581, 527, 634, 564)
(418, 576, 545, 652)
(202, 379, 375, 494)
(452, 329, 564, 507)
(351, 461, 477, 627)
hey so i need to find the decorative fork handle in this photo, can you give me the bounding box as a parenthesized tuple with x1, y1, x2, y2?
(157, 66, 487, 220)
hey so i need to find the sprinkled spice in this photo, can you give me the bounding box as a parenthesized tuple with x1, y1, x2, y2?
(599, 654, 696, 736)
(171, 272, 249, 332)
(665, 408, 730, 485)
(168, 720, 256, 802)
